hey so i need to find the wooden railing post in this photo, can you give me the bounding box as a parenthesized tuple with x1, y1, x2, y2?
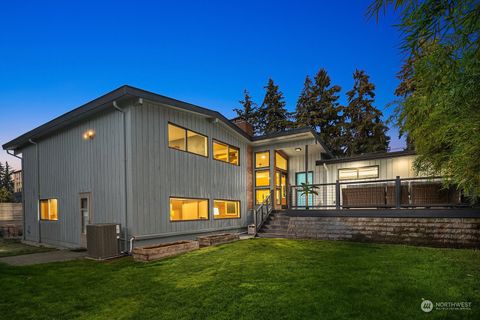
(395, 176, 401, 209)
(335, 180, 341, 210)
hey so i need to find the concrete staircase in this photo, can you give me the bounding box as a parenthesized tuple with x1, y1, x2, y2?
(257, 211, 290, 238)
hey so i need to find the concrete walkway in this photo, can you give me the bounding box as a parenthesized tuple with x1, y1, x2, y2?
(0, 250, 87, 266)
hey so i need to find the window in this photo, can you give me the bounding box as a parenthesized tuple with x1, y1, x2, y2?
(256, 189, 271, 205)
(213, 200, 240, 219)
(338, 166, 379, 180)
(170, 198, 209, 221)
(40, 199, 58, 221)
(275, 152, 287, 171)
(255, 151, 269, 168)
(255, 170, 270, 187)
(168, 123, 208, 157)
(213, 140, 240, 165)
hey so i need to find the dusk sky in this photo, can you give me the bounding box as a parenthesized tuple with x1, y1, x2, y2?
(0, 0, 404, 170)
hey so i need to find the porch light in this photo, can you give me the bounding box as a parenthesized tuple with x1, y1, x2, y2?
(83, 129, 96, 140)
(295, 147, 302, 152)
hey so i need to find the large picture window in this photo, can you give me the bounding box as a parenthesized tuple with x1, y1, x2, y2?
(213, 140, 240, 165)
(40, 199, 58, 221)
(168, 123, 208, 157)
(170, 197, 209, 221)
(213, 200, 240, 219)
(255, 189, 271, 205)
(338, 166, 379, 180)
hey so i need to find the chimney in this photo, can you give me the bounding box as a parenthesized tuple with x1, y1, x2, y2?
(231, 118, 253, 137)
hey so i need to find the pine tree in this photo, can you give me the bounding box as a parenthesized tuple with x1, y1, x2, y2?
(295, 76, 316, 128)
(343, 70, 390, 156)
(258, 78, 292, 134)
(234, 90, 259, 134)
(2, 162, 14, 194)
(0, 162, 4, 188)
(0, 161, 12, 203)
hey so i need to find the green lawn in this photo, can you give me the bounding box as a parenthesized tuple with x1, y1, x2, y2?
(0, 240, 55, 258)
(0, 239, 478, 320)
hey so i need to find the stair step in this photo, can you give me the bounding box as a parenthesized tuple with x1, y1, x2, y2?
(257, 232, 288, 238)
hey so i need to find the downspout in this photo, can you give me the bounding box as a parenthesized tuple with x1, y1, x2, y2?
(28, 139, 41, 243)
(6, 150, 25, 241)
(112, 101, 129, 253)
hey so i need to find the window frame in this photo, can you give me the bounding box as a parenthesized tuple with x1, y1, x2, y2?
(213, 199, 241, 220)
(255, 189, 271, 205)
(169, 196, 210, 222)
(39, 198, 59, 221)
(338, 165, 380, 181)
(274, 151, 288, 172)
(255, 151, 270, 169)
(167, 122, 209, 158)
(212, 139, 240, 166)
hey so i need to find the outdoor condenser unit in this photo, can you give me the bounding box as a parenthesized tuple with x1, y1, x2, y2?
(86, 224, 120, 260)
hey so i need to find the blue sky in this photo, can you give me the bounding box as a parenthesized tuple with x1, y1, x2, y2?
(0, 0, 405, 170)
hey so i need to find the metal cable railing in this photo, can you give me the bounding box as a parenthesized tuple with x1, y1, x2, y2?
(253, 191, 273, 235)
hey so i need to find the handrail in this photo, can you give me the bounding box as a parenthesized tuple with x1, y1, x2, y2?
(253, 191, 273, 236)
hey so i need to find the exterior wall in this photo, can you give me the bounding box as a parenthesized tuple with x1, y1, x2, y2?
(21, 109, 127, 247)
(129, 100, 250, 239)
(288, 151, 321, 186)
(322, 155, 417, 184)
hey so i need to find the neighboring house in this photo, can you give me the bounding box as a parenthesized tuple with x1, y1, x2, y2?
(3, 85, 422, 249)
(12, 170, 22, 193)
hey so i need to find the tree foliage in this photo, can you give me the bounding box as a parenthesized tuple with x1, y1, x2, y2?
(343, 70, 390, 156)
(234, 90, 260, 134)
(368, 0, 480, 196)
(0, 161, 14, 202)
(258, 78, 292, 134)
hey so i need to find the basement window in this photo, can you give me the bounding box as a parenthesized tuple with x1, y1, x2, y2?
(170, 197, 209, 221)
(213, 200, 240, 219)
(40, 199, 58, 221)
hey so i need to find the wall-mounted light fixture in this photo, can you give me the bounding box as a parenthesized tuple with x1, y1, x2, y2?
(295, 147, 302, 152)
(83, 129, 96, 140)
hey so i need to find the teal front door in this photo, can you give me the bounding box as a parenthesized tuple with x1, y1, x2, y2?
(296, 171, 314, 207)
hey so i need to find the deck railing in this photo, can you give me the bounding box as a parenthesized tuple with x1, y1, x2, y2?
(288, 176, 469, 210)
(253, 190, 273, 235)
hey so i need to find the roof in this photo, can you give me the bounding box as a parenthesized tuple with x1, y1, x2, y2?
(2, 85, 332, 155)
(316, 150, 416, 165)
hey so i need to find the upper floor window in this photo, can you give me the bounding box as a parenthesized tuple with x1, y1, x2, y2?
(213, 140, 240, 165)
(255, 151, 269, 168)
(40, 199, 58, 221)
(338, 166, 379, 180)
(168, 123, 208, 157)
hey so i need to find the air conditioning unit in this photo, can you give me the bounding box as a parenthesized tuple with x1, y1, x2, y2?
(86, 224, 120, 260)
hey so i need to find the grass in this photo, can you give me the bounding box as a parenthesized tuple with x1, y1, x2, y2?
(0, 240, 55, 257)
(0, 239, 478, 320)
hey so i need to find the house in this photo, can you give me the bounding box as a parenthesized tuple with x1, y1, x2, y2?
(3, 85, 450, 250)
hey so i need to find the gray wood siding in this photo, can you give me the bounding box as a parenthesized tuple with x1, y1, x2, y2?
(129, 100, 249, 237)
(21, 109, 126, 247)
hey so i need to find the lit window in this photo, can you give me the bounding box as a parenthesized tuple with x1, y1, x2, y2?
(275, 152, 287, 171)
(187, 131, 208, 156)
(213, 200, 240, 219)
(255, 189, 271, 204)
(255, 151, 269, 168)
(255, 170, 270, 187)
(40, 199, 58, 221)
(213, 140, 240, 165)
(338, 166, 379, 180)
(170, 198, 209, 221)
(168, 123, 186, 151)
(168, 123, 208, 157)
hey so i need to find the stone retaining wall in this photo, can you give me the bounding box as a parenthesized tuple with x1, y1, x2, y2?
(286, 217, 480, 248)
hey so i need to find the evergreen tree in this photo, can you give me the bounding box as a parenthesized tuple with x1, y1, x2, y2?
(2, 162, 14, 195)
(0, 161, 12, 203)
(343, 70, 390, 156)
(0, 162, 4, 188)
(258, 78, 292, 134)
(234, 90, 259, 134)
(295, 69, 344, 156)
